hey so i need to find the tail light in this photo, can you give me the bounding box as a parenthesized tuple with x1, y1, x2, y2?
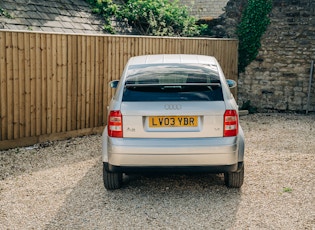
(224, 110, 238, 137)
(108, 110, 123, 138)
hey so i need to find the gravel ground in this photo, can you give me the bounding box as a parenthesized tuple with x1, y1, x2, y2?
(0, 113, 314, 230)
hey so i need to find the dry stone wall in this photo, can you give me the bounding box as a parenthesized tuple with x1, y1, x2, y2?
(238, 0, 315, 112)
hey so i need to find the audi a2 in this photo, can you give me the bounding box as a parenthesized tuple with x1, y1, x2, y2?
(102, 54, 245, 190)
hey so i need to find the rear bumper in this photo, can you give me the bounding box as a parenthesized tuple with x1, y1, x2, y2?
(105, 137, 239, 172)
(104, 162, 238, 173)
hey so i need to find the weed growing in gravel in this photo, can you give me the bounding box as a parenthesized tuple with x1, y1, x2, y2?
(282, 187, 293, 193)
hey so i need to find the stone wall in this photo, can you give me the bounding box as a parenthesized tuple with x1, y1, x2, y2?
(238, 0, 315, 112)
(202, 0, 246, 38)
(180, 0, 229, 18)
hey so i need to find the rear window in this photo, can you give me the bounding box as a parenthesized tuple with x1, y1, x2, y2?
(122, 63, 223, 102)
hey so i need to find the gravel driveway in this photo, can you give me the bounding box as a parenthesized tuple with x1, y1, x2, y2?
(1, 113, 314, 229)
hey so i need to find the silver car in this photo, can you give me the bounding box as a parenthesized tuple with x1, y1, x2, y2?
(102, 54, 245, 190)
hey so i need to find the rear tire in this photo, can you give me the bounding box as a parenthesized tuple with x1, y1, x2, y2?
(103, 165, 123, 190)
(224, 163, 244, 188)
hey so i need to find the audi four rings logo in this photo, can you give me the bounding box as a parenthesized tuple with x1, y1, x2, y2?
(164, 104, 182, 110)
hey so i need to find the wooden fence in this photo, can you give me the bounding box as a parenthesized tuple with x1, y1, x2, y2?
(0, 30, 238, 149)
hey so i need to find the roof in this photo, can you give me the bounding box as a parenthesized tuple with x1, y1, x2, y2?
(127, 54, 218, 66)
(0, 0, 132, 34)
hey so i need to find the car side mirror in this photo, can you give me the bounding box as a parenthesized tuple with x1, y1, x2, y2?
(226, 79, 237, 89)
(109, 80, 119, 89)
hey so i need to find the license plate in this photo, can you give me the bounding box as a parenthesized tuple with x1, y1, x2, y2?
(149, 116, 198, 128)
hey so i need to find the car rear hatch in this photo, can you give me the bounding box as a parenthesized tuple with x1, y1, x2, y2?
(108, 62, 237, 139)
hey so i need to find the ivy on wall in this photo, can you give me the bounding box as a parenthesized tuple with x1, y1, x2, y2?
(237, 0, 273, 72)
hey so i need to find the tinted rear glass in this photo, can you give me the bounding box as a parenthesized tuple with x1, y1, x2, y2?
(122, 63, 223, 102)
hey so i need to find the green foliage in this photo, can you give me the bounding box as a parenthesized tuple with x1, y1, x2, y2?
(86, 0, 207, 36)
(0, 7, 13, 19)
(237, 0, 272, 72)
(282, 187, 293, 193)
(86, 0, 118, 34)
(118, 0, 206, 37)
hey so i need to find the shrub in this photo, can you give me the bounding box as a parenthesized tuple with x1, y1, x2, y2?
(118, 0, 206, 37)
